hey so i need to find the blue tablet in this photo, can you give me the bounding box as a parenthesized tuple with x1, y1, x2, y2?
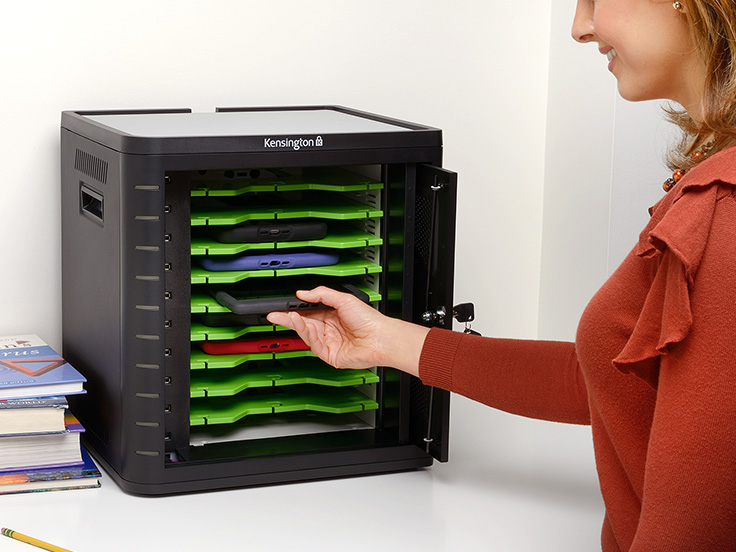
(200, 251, 339, 272)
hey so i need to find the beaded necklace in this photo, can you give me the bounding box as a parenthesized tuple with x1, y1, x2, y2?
(663, 140, 714, 192)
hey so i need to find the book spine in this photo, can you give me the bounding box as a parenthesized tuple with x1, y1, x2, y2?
(0, 397, 68, 410)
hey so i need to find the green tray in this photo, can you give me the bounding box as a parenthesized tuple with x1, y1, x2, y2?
(191, 228, 383, 255)
(191, 257, 382, 284)
(190, 359, 379, 398)
(191, 347, 316, 370)
(191, 199, 383, 227)
(190, 386, 378, 426)
(191, 168, 383, 197)
(191, 323, 290, 342)
(190, 284, 381, 315)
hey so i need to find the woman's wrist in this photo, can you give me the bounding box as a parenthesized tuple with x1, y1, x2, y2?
(378, 317, 431, 377)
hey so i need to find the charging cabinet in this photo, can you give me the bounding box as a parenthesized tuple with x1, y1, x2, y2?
(60, 106, 456, 495)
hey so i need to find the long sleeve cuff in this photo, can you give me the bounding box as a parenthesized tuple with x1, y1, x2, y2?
(418, 327, 464, 390)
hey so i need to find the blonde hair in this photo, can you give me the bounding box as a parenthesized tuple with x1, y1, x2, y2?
(665, 0, 736, 171)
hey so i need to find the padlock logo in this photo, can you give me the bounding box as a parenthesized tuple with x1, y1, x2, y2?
(315, 136, 324, 147)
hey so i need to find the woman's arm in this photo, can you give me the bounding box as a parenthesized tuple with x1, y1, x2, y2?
(420, 328, 591, 425)
(269, 286, 591, 425)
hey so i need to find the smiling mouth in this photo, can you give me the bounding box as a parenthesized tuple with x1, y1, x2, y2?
(607, 49, 618, 62)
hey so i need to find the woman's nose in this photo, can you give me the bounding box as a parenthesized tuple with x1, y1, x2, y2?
(571, 1, 595, 43)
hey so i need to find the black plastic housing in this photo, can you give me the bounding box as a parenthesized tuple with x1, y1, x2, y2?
(60, 106, 456, 495)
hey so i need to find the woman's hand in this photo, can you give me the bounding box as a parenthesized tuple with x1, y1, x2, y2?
(267, 286, 429, 376)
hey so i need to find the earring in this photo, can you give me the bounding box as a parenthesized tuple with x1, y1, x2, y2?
(673, 1, 683, 10)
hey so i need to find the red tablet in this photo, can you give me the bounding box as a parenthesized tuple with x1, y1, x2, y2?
(199, 336, 309, 355)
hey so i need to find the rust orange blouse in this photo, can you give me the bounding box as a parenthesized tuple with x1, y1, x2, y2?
(419, 146, 736, 551)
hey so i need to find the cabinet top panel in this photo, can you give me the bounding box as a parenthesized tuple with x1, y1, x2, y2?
(61, 105, 442, 156)
(85, 110, 411, 137)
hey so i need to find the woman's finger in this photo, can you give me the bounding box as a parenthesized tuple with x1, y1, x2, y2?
(266, 311, 293, 328)
(288, 312, 330, 362)
(287, 312, 310, 344)
(296, 286, 354, 310)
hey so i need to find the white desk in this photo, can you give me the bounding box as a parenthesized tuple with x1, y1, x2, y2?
(1, 399, 604, 552)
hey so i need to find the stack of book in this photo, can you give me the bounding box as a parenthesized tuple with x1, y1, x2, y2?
(0, 335, 100, 495)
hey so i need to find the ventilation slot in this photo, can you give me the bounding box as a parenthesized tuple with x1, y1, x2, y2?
(75, 149, 109, 184)
(415, 195, 433, 267)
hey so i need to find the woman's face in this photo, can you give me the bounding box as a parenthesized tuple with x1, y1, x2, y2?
(571, 0, 706, 116)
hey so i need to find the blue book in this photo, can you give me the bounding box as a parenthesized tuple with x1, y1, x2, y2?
(0, 335, 86, 400)
(0, 445, 101, 495)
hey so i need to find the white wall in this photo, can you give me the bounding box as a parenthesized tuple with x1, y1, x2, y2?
(0, 0, 551, 349)
(538, 54, 677, 340)
(538, 0, 617, 341)
(608, 98, 675, 270)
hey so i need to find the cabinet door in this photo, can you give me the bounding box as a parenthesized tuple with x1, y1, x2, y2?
(408, 164, 457, 462)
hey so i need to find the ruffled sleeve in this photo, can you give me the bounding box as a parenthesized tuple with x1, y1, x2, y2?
(612, 146, 736, 383)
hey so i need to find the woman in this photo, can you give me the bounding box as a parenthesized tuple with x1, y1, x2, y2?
(268, 0, 736, 549)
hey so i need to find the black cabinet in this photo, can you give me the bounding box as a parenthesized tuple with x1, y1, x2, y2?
(61, 106, 455, 495)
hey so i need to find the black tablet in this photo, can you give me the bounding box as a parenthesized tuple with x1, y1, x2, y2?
(215, 220, 328, 244)
(213, 283, 370, 316)
(199, 312, 272, 327)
